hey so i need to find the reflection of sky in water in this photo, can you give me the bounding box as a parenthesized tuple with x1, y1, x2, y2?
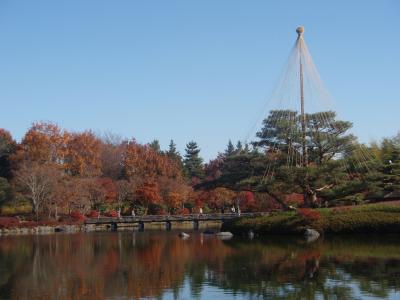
(1, 232, 400, 299)
(162, 276, 248, 300)
(159, 268, 400, 300)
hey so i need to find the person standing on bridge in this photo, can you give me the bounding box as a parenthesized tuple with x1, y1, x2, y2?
(131, 208, 135, 217)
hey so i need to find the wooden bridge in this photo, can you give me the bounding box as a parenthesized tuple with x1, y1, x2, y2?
(85, 212, 269, 231)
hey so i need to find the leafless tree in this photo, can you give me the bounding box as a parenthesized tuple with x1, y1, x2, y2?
(15, 162, 59, 220)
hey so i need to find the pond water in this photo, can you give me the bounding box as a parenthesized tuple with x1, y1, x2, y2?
(1, 231, 400, 299)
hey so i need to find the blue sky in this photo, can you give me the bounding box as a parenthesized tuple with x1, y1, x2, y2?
(1, 1, 399, 160)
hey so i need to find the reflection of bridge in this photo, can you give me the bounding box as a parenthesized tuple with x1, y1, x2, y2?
(85, 212, 269, 231)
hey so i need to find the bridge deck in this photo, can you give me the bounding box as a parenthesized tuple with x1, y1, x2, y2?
(85, 212, 269, 225)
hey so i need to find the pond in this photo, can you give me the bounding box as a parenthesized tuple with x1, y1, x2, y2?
(1, 231, 400, 299)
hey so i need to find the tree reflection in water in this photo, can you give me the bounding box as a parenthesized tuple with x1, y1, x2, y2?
(1, 232, 400, 299)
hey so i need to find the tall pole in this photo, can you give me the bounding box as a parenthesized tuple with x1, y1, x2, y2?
(297, 26, 308, 167)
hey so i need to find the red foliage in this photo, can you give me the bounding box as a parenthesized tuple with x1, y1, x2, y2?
(332, 207, 353, 214)
(297, 208, 321, 221)
(135, 181, 161, 209)
(104, 210, 119, 217)
(69, 211, 87, 221)
(177, 208, 190, 215)
(0, 217, 20, 228)
(97, 177, 117, 202)
(284, 193, 304, 207)
(238, 191, 257, 212)
(87, 210, 100, 218)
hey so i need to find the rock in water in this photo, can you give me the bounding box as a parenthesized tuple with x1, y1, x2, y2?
(216, 231, 234, 240)
(248, 230, 254, 239)
(178, 232, 190, 239)
(304, 228, 320, 242)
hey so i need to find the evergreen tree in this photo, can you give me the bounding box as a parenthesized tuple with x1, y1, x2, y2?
(225, 140, 235, 157)
(236, 141, 243, 153)
(149, 139, 161, 153)
(0, 177, 12, 204)
(184, 141, 204, 180)
(0, 129, 16, 180)
(243, 143, 250, 153)
(167, 140, 182, 161)
(379, 138, 400, 195)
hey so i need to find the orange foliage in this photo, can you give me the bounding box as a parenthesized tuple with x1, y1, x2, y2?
(17, 122, 68, 165)
(97, 177, 117, 202)
(124, 140, 182, 182)
(65, 131, 101, 176)
(297, 208, 321, 221)
(284, 193, 304, 207)
(206, 187, 236, 210)
(135, 181, 161, 213)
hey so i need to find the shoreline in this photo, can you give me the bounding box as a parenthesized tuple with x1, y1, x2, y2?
(0, 220, 223, 236)
(0, 224, 98, 236)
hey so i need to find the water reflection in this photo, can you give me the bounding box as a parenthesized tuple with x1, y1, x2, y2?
(1, 232, 400, 299)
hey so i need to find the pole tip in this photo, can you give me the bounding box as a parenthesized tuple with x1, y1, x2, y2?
(296, 26, 304, 36)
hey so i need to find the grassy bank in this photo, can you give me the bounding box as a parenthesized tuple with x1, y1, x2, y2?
(222, 204, 400, 235)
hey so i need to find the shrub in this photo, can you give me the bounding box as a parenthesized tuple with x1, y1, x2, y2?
(0, 217, 20, 228)
(0, 204, 32, 216)
(87, 210, 100, 218)
(178, 208, 190, 215)
(325, 211, 400, 233)
(70, 211, 86, 221)
(104, 210, 118, 218)
(297, 208, 321, 221)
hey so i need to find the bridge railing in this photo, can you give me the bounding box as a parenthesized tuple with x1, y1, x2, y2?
(85, 212, 269, 224)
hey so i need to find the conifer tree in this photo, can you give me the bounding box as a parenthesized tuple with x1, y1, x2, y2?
(184, 141, 204, 180)
(167, 140, 182, 161)
(236, 141, 243, 153)
(225, 140, 235, 157)
(149, 139, 161, 153)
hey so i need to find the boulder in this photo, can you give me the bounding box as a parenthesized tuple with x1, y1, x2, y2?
(178, 232, 190, 239)
(304, 228, 320, 242)
(248, 230, 255, 239)
(216, 231, 233, 240)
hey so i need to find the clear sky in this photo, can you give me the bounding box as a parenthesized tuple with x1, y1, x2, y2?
(1, 1, 399, 161)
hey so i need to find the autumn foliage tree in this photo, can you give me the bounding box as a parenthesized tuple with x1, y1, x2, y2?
(135, 181, 161, 215)
(16, 122, 68, 165)
(65, 131, 102, 176)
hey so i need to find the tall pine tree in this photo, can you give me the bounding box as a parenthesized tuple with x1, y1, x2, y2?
(167, 140, 182, 162)
(184, 141, 204, 180)
(225, 140, 235, 157)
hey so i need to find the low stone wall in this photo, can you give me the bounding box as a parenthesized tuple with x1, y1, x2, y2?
(0, 224, 97, 236)
(0, 220, 222, 236)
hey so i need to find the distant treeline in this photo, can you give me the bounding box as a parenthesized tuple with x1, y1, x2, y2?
(0, 110, 399, 219)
